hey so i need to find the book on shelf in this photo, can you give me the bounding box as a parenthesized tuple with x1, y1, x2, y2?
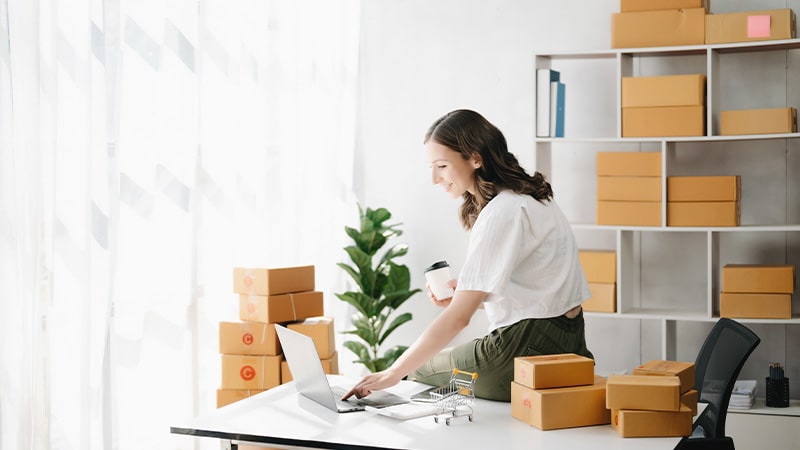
(550, 81, 565, 138)
(536, 68, 560, 137)
(729, 379, 757, 410)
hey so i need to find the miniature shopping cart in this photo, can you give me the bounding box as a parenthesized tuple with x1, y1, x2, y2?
(429, 369, 478, 425)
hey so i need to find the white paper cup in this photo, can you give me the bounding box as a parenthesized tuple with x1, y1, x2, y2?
(424, 261, 454, 300)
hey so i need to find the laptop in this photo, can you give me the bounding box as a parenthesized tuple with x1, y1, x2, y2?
(275, 324, 409, 413)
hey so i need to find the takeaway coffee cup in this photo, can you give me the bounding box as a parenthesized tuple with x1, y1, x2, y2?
(424, 260, 455, 300)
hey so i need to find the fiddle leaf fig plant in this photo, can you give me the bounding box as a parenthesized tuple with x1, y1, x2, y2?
(336, 205, 421, 373)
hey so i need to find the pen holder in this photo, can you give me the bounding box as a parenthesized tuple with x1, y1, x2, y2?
(765, 377, 790, 408)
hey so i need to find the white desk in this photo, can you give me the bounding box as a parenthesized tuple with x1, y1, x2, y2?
(171, 376, 682, 450)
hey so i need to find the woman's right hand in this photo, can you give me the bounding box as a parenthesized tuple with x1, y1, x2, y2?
(427, 279, 457, 307)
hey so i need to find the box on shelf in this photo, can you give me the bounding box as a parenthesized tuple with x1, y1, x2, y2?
(233, 265, 315, 296)
(720, 292, 793, 319)
(632, 360, 696, 394)
(620, 0, 709, 13)
(220, 354, 282, 390)
(606, 374, 682, 412)
(667, 201, 739, 227)
(239, 291, 324, 324)
(597, 201, 661, 227)
(281, 351, 340, 384)
(622, 105, 705, 137)
(596, 176, 661, 202)
(511, 375, 610, 430)
(706, 9, 797, 44)
(612, 8, 706, 48)
(721, 264, 796, 294)
(667, 176, 740, 202)
(720, 107, 797, 135)
(578, 250, 617, 283)
(287, 316, 336, 359)
(621, 74, 705, 108)
(514, 353, 595, 389)
(219, 321, 281, 356)
(611, 406, 693, 438)
(216, 388, 265, 408)
(584, 282, 616, 313)
(596, 152, 662, 177)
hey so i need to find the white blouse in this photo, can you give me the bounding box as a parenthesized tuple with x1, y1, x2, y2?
(456, 190, 590, 331)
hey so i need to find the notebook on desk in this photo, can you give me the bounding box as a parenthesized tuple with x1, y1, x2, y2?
(275, 324, 409, 413)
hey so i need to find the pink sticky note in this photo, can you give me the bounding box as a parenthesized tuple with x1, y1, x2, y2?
(747, 15, 771, 38)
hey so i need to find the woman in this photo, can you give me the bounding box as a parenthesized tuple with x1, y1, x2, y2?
(343, 109, 593, 402)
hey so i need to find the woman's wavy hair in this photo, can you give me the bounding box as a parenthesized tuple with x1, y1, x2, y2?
(424, 109, 553, 229)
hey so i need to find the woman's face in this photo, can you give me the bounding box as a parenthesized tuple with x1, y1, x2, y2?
(425, 140, 480, 199)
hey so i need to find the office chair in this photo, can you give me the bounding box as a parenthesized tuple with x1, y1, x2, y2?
(674, 318, 761, 450)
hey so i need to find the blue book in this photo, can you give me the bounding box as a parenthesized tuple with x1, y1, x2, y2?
(536, 69, 560, 137)
(550, 81, 565, 138)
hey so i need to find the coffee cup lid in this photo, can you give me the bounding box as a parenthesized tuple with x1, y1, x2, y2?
(424, 260, 449, 272)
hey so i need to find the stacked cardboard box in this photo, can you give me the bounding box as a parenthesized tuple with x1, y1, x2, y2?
(608, 360, 698, 438)
(511, 354, 610, 430)
(721, 107, 797, 136)
(621, 74, 706, 137)
(667, 176, 740, 227)
(579, 250, 617, 313)
(706, 8, 796, 44)
(720, 264, 795, 319)
(596, 152, 662, 226)
(612, 1, 707, 48)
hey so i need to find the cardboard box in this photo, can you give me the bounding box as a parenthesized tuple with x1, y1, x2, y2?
(622, 74, 705, 108)
(722, 264, 795, 294)
(597, 176, 661, 202)
(682, 389, 699, 415)
(597, 201, 661, 227)
(720, 108, 797, 135)
(219, 321, 281, 356)
(216, 388, 265, 408)
(579, 250, 617, 283)
(233, 265, 315, 296)
(706, 9, 797, 44)
(281, 351, 339, 384)
(622, 105, 705, 137)
(611, 406, 693, 437)
(287, 316, 336, 358)
(239, 291, 324, 323)
(597, 152, 662, 177)
(720, 292, 793, 319)
(514, 353, 595, 389)
(220, 354, 282, 390)
(511, 376, 611, 430)
(632, 360, 696, 394)
(584, 282, 617, 313)
(667, 176, 740, 202)
(612, 8, 706, 48)
(667, 201, 739, 227)
(620, 0, 709, 13)
(606, 374, 682, 411)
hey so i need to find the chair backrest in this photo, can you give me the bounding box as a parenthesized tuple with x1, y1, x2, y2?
(692, 318, 760, 439)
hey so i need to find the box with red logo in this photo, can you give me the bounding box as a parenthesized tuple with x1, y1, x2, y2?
(239, 291, 324, 324)
(611, 405, 693, 437)
(511, 375, 610, 430)
(216, 388, 265, 408)
(287, 316, 336, 358)
(220, 354, 282, 390)
(233, 265, 315, 296)
(632, 360, 696, 394)
(514, 353, 595, 389)
(218, 321, 281, 356)
(281, 351, 339, 384)
(606, 374, 682, 412)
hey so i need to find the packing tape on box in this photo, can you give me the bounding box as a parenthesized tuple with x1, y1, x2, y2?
(288, 292, 298, 320)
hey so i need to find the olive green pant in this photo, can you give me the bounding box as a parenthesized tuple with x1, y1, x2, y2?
(409, 310, 593, 402)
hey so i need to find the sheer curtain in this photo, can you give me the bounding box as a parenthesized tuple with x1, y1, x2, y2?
(0, 0, 360, 449)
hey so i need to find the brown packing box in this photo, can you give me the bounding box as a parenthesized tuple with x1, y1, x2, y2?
(621, 74, 706, 108)
(667, 202, 739, 227)
(233, 265, 315, 296)
(216, 388, 265, 408)
(239, 291, 325, 323)
(584, 282, 616, 313)
(219, 321, 281, 356)
(579, 250, 617, 283)
(622, 105, 705, 137)
(667, 176, 740, 202)
(220, 354, 282, 390)
(511, 375, 610, 430)
(722, 264, 795, 294)
(596, 152, 662, 177)
(606, 374, 682, 411)
(682, 389, 699, 415)
(720, 108, 797, 135)
(720, 292, 793, 319)
(514, 353, 595, 389)
(611, 406, 693, 438)
(632, 360, 696, 394)
(620, 0, 709, 13)
(596, 176, 661, 202)
(612, 8, 706, 48)
(281, 351, 339, 384)
(287, 316, 336, 358)
(597, 201, 661, 227)
(706, 9, 797, 44)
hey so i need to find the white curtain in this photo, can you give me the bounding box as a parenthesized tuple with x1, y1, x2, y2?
(0, 0, 360, 449)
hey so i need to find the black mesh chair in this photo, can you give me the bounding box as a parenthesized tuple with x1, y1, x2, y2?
(674, 318, 761, 450)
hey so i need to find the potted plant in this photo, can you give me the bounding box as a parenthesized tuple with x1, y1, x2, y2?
(336, 205, 421, 373)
